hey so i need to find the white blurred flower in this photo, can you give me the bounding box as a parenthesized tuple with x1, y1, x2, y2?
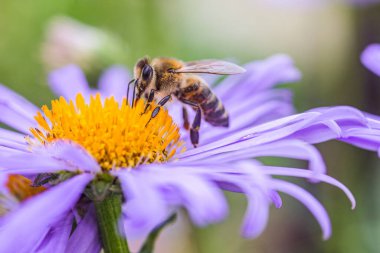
(41, 16, 128, 73)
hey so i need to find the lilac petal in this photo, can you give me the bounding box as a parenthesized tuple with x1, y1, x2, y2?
(98, 65, 130, 102)
(342, 129, 380, 154)
(178, 112, 319, 159)
(270, 191, 283, 208)
(250, 140, 326, 174)
(116, 170, 170, 239)
(0, 84, 39, 133)
(0, 152, 79, 174)
(361, 44, 380, 77)
(272, 179, 331, 240)
(34, 140, 101, 173)
(194, 161, 271, 238)
(203, 161, 283, 209)
(0, 128, 28, 143)
(215, 54, 301, 102)
(364, 112, 380, 129)
(152, 170, 228, 227)
(186, 140, 326, 176)
(179, 106, 373, 161)
(66, 205, 101, 253)
(117, 167, 228, 237)
(241, 188, 270, 238)
(0, 84, 39, 116)
(0, 141, 100, 174)
(34, 213, 74, 253)
(264, 166, 355, 209)
(201, 100, 294, 145)
(0, 174, 93, 253)
(0, 138, 29, 152)
(48, 65, 91, 100)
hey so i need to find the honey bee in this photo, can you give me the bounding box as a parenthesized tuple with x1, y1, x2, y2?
(129, 57, 245, 147)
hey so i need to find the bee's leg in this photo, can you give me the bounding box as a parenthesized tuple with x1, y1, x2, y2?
(126, 79, 135, 106)
(32, 173, 58, 187)
(142, 89, 157, 115)
(145, 95, 172, 127)
(182, 106, 190, 130)
(180, 99, 201, 148)
(190, 107, 202, 148)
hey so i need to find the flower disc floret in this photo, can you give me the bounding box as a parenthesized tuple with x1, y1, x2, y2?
(30, 93, 183, 170)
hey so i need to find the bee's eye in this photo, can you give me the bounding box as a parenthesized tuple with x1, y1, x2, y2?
(142, 65, 153, 81)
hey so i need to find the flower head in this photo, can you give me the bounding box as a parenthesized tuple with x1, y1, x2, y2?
(31, 94, 182, 170)
(0, 55, 380, 252)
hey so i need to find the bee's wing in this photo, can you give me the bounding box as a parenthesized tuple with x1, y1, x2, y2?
(173, 60, 246, 75)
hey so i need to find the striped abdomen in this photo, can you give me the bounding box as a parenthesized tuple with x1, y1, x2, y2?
(178, 78, 229, 127)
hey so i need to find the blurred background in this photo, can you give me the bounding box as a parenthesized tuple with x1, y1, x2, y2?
(1, 0, 380, 252)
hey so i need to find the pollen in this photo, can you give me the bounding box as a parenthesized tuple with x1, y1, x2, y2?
(6, 175, 45, 201)
(31, 93, 183, 170)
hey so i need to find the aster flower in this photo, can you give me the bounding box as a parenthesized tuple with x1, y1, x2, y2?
(361, 43, 380, 77)
(1, 55, 380, 253)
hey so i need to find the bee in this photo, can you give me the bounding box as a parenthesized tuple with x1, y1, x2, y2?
(130, 57, 245, 147)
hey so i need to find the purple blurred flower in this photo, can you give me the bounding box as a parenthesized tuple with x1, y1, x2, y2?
(361, 44, 380, 76)
(1, 55, 380, 252)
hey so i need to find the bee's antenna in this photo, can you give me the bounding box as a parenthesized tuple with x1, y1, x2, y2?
(132, 79, 138, 108)
(126, 79, 135, 106)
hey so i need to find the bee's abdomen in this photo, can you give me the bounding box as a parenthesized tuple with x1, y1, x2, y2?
(200, 93, 229, 127)
(179, 78, 229, 127)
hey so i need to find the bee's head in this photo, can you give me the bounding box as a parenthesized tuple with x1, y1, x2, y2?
(134, 57, 155, 98)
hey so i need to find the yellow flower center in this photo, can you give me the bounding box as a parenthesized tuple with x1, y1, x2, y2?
(30, 94, 183, 170)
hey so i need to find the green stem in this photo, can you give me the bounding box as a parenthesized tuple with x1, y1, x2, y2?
(94, 193, 130, 253)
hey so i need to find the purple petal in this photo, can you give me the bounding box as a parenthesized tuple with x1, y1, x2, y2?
(0, 141, 100, 174)
(178, 106, 376, 162)
(215, 54, 301, 102)
(0, 128, 28, 144)
(0, 152, 80, 174)
(172, 161, 275, 238)
(201, 99, 294, 145)
(116, 170, 170, 239)
(66, 205, 101, 253)
(264, 166, 355, 209)
(48, 65, 91, 100)
(117, 166, 228, 238)
(272, 179, 332, 240)
(153, 170, 228, 227)
(0, 140, 100, 174)
(241, 188, 270, 238)
(0, 138, 29, 152)
(361, 44, 380, 77)
(34, 213, 74, 253)
(0, 174, 93, 253)
(0, 84, 39, 133)
(98, 65, 130, 102)
(178, 112, 318, 159)
(185, 140, 326, 176)
(34, 140, 101, 173)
